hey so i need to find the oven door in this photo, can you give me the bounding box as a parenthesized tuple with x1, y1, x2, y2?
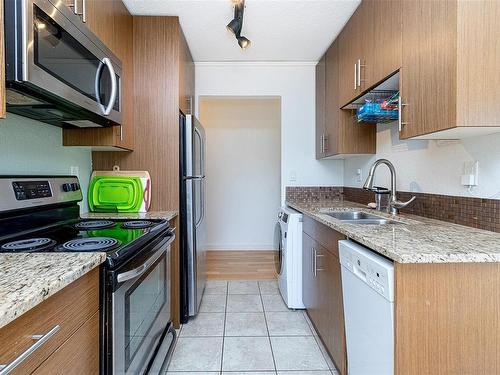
(7, 0, 122, 125)
(112, 234, 174, 375)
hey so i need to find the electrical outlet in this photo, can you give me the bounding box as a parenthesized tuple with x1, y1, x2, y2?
(356, 169, 363, 183)
(461, 161, 479, 187)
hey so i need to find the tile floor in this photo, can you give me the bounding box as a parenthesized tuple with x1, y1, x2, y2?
(167, 280, 339, 374)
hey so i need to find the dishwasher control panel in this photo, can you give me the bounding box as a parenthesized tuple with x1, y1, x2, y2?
(339, 240, 394, 302)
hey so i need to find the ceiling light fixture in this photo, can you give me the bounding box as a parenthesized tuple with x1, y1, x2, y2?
(226, 0, 251, 50)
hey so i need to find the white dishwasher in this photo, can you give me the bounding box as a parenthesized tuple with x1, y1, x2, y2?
(339, 240, 395, 375)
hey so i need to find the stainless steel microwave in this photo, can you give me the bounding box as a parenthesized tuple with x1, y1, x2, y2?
(4, 0, 122, 128)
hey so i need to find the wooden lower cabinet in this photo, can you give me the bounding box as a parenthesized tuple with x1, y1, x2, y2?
(0, 268, 99, 374)
(32, 312, 99, 375)
(302, 217, 347, 375)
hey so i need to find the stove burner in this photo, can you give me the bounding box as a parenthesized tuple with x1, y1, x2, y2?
(1, 238, 56, 252)
(121, 221, 154, 229)
(74, 220, 115, 230)
(61, 237, 120, 252)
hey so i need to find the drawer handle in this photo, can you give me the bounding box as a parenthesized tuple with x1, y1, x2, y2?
(0, 325, 60, 375)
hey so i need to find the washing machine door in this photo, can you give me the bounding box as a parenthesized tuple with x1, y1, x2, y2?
(274, 221, 284, 275)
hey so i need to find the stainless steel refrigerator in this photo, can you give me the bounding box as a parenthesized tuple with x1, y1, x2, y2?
(180, 113, 207, 323)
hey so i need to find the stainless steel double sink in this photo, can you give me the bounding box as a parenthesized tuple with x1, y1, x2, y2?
(321, 210, 403, 225)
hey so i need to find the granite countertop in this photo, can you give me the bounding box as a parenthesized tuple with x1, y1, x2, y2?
(81, 210, 178, 221)
(0, 253, 106, 329)
(287, 200, 500, 264)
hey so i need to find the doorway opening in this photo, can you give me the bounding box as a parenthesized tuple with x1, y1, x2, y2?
(199, 96, 281, 279)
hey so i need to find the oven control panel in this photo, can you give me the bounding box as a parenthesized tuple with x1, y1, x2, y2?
(0, 177, 83, 212)
(13, 181, 52, 200)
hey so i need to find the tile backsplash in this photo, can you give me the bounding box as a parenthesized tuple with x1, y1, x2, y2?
(287, 186, 500, 233)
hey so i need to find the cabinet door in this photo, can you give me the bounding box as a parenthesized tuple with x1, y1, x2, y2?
(370, 0, 402, 86)
(32, 312, 99, 375)
(179, 28, 195, 115)
(112, 0, 134, 150)
(315, 54, 326, 159)
(399, 0, 457, 139)
(324, 41, 339, 157)
(85, 0, 115, 52)
(302, 233, 321, 327)
(321, 249, 347, 375)
(338, 1, 373, 107)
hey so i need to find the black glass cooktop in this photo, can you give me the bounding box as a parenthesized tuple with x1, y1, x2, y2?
(0, 219, 170, 267)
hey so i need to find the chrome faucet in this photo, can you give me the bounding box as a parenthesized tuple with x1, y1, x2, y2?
(363, 159, 416, 215)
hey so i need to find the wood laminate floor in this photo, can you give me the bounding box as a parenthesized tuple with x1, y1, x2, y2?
(206, 251, 277, 280)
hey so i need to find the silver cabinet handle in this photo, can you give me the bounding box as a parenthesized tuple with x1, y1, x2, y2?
(354, 63, 357, 90)
(82, 0, 87, 22)
(357, 59, 361, 88)
(0, 325, 60, 375)
(398, 96, 409, 131)
(311, 247, 314, 276)
(323, 134, 328, 153)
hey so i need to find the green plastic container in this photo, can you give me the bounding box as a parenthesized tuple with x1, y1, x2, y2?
(88, 176, 145, 212)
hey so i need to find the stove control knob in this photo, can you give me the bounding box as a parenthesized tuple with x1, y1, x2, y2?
(71, 183, 80, 191)
(62, 183, 72, 192)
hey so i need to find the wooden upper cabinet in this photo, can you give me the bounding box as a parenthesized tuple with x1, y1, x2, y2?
(179, 30, 195, 115)
(85, 0, 115, 52)
(338, 1, 373, 107)
(338, 0, 402, 107)
(63, 0, 134, 150)
(338, 9, 360, 107)
(315, 54, 326, 159)
(400, 0, 500, 139)
(0, 0, 5, 119)
(371, 0, 402, 85)
(399, 0, 457, 139)
(324, 42, 339, 157)
(111, 0, 134, 150)
(316, 38, 375, 159)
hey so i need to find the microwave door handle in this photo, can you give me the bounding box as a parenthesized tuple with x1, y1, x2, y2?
(94, 58, 117, 116)
(103, 58, 117, 115)
(94, 61, 105, 108)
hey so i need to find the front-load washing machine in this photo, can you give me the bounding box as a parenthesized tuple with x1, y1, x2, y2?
(274, 206, 305, 309)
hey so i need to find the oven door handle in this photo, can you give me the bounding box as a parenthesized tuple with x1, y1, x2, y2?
(116, 235, 175, 283)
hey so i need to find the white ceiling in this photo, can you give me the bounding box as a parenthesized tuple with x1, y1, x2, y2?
(123, 0, 360, 62)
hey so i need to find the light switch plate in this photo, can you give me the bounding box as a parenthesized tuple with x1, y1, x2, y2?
(70, 166, 80, 178)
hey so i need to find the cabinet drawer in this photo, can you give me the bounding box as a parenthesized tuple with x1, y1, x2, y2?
(0, 268, 99, 374)
(32, 311, 99, 375)
(303, 216, 345, 257)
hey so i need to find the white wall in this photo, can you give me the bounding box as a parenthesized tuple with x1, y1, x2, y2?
(195, 62, 344, 203)
(199, 98, 281, 250)
(0, 114, 93, 212)
(344, 123, 500, 199)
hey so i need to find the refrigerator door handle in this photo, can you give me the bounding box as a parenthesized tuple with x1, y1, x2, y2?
(194, 125, 206, 228)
